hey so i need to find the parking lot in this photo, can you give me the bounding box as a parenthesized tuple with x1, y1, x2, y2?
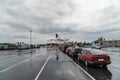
(0, 47, 120, 80)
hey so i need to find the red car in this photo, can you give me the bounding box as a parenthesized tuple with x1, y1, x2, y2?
(77, 49, 111, 67)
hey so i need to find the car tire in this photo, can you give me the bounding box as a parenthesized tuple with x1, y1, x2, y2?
(77, 57, 80, 63)
(85, 60, 88, 66)
(72, 54, 73, 58)
(69, 51, 72, 57)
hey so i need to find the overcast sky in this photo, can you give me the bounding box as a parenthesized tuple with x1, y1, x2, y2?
(0, 0, 120, 44)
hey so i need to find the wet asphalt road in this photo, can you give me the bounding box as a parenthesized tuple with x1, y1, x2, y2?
(38, 49, 91, 80)
(0, 47, 120, 80)
(0, 48, 49, 80)
(102, 48, 120, 80)
(0, 48, 91, 80)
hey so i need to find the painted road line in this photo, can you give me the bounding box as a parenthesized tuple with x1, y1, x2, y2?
(0, 53, 42, 74)
(0, 59, 28, 74)
(34, 54, 51, 80)
(63, 54, 96, 80)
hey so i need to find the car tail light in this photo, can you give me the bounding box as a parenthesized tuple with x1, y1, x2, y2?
(106, 56, 110, 60)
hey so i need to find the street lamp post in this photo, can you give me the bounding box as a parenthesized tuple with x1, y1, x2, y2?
(30, 29, 32, 49)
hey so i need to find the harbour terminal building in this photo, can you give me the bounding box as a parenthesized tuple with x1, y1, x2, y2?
(103, 40, 120, 47)
(92, 37, 120, 47)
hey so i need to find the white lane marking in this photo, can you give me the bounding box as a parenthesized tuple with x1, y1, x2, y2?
(0, 53, 42, 74)
(64, 54, 96, 80)
(34, 54, 51, 80)
(0, 59, 28, 74)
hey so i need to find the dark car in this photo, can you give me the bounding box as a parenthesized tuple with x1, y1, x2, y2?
(60, 45, 70, 53)
(68, 47, 83, 57)
(77, 49, 111, 67)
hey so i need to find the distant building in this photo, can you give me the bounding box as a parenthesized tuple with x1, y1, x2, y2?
(103, 40, 120, 47)
(0, 43, 16, 50)
(92, 38, 120, 47)
(0, 44, 8, 50)
(91, 37, 105, 46)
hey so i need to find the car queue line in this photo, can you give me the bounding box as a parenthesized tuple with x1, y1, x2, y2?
(64, 46, 111, 67)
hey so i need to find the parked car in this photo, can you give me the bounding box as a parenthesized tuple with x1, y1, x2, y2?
(68, 46, 83, 57)
(92, 46, 101, 49)
(65, 47, 72, 54)
(59, 45, 69, 53)
(77, 49, 111, 67)
(91, 45, 101, 50)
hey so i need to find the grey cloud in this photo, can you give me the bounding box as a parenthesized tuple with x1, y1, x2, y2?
(0, 0, 120, 43)
(5, 5, 30, 19)
(11, 35, 29, 39)
(6, 21, 30, 31)
(38, 24, 76, 34)
(0, 0, 24, 5)
(6, 9, 20, 17)
(40, 27, 74, 34)
(102, 6, 120, 19)
(5, 0, 75, 18)
(4, 0, 75, 30)
(83, 27, 120, 35)
(99, 5, 120, 26)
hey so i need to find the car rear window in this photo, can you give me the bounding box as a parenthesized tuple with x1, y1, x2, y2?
(90, 49, 105, 55)
(75, 48, 82, 53)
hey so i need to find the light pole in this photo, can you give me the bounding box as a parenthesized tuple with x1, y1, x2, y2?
(30, 29, 32, 49)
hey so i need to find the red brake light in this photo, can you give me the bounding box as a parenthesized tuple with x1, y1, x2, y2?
(107, 56, 110, 60)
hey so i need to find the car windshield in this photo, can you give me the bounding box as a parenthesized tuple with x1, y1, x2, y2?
(75, 48, 82, 53)
(90, 49, 105, 55)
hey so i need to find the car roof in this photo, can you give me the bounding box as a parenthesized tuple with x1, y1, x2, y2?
(75, 47, 82, 49)
(82, 48, 92, 50)
(82, 48, 106, 53)
(82, 48, 101, 51)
